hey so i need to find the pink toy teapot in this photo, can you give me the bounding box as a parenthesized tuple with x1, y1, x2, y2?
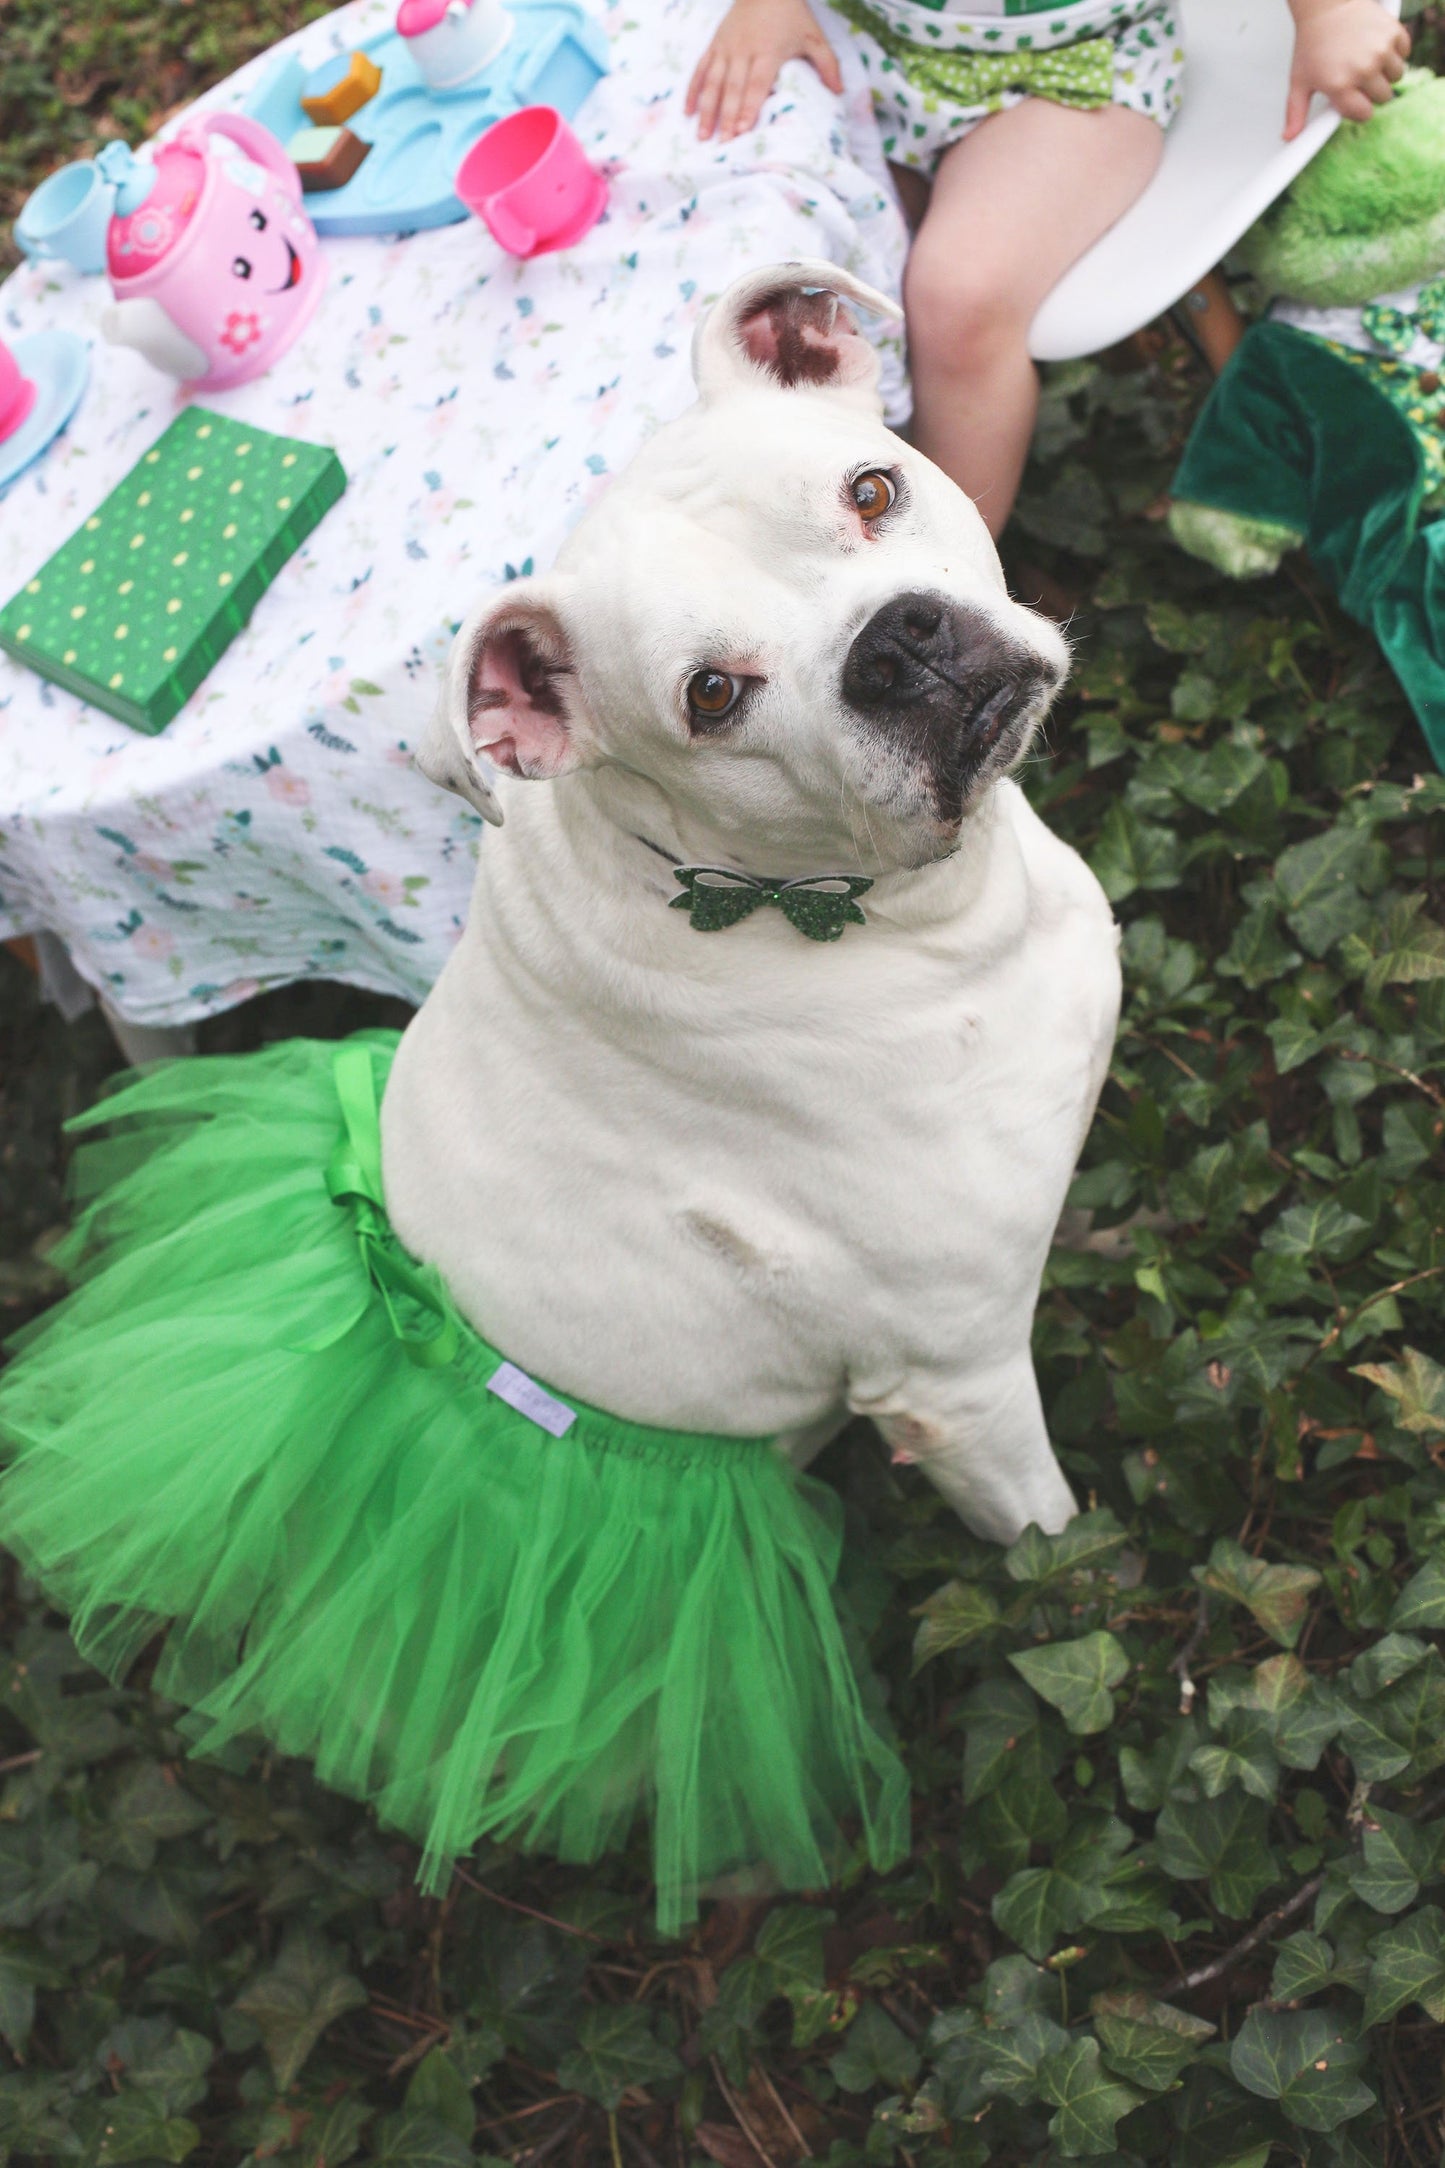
(99, 117, 325, 393)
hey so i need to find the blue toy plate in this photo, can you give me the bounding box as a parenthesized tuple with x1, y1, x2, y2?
(243, 0, 609, 238)
(0, 332, 90, 494)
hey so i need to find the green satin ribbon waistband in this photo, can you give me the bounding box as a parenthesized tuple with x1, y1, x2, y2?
(833, 0, 1116, 109)
(323, 1042, 461, 1369)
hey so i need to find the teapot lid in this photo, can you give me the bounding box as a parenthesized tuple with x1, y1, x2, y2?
(397, 0, 465, 35)
(106, 140, 206, 281)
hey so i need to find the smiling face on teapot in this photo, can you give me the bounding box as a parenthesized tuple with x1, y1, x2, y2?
(191, 140, 320, 379)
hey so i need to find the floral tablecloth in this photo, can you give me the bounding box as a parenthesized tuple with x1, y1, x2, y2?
(0, 0, 906, 1025)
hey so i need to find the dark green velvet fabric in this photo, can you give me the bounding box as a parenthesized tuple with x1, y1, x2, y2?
(1171, 320, 1445, 769)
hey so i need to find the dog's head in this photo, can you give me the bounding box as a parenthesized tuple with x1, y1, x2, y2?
(420, 262, 1068, 873)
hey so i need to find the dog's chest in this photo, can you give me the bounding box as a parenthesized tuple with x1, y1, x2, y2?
(380, 878, 1108, 1437)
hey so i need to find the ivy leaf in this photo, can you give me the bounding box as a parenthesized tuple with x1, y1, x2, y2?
(829, 2001, 921, 2094)
(1362, 1905, 1445, 2026)
(972, 1760, 1069, 1877)
(977, 2011, 1071, 2102)
(1170, 2067, 1283, 2168)
(1389, 1554, 1445, 1630)
(556, 2005, 682, 2111)
(911, 1579, 1001, 1669)
(405, 2052, 475, 2141)
(1037, 2036, 1144, 2157)
(1009, 1632, 1129, 1735)
(365, 2111, 475, 2167)
(1270, 1933, 1339, 2002)
(1217, 905, 1301, 989)
(96, 1764, 211, 1874)
(754, 1903, 831, 1993)
(1338, 1643, 1445, 1781)
(92, 2094, 200, 2164)
(286, 2095, 372, 2168)
(1119, 1720, 1201, 1812)
(1339, 893, 1445, 996)
(1003, 1509, 1130, 1590)
(993, 1817, 1137, 1960)
(1089, 803, 1182, 902)
(1267, 1015, 1324, 1076)
(232, 1930, 368, 2092)
(925, 2005, 1066, 2117)
(1189, 1709, 1280, 1803)
(98, 2022, 211, 2117)
(1229, 2008, 1374, 2132)
(959, 1673, 1067, 1805)
(1259, 1202, 1370, 1265)
(1194, 1539, 1321, 1647)
(1345, 1807, 1440, 1915)
(1273, 824, 1380, 957)
(0, 1946, 61, 2059)
(1352, 1347, 1445, 1437)
(1209, 1653, 1340, 1770)
(1153, 1793, 1280, 1917)
(1092, 1992, 1214, 2093)
(0, 1821, 99, 1929)
(981, 1956, 1057, 2025)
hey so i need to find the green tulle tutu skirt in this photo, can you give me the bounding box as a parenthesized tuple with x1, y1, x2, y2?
(0, 1033, 908, 1933)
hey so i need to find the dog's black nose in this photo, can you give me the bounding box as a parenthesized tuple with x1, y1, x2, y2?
(841, 591, 1040, 714)
(840, 591, 1059, 820)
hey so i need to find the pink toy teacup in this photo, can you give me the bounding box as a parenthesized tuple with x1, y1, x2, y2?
(100, 116, 325, 392)
(0, 341, 38, 445)
(455, 106, 606, 259)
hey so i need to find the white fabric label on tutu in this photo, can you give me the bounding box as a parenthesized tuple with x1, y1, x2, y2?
(487, 1361, 578, 1438)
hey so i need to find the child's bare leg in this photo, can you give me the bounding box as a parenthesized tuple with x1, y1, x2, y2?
(902, 100, 1163, 537)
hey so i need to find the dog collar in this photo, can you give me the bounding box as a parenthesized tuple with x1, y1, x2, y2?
(634, 834, 873, 942)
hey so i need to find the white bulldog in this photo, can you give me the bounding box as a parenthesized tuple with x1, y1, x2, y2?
(381, 261, 1121, 1545)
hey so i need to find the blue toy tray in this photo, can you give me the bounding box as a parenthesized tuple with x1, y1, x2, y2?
(243, 0, 608, 237)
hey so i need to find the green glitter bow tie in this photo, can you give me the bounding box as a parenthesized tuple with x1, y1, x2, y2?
(1362, 280, 1445, 358)
(670, 867, 874, 941)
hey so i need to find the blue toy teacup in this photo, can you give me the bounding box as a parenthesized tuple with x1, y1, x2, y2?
(15, 161, 117, 275)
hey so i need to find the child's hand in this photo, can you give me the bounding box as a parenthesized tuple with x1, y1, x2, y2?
(1285, 0, 1410, 140)
(686, 0, 843, 143)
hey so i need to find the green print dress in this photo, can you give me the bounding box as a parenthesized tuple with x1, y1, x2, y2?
(830, 0, 1186, 169)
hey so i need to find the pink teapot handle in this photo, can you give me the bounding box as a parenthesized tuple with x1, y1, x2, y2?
(190, 112, 305, 203)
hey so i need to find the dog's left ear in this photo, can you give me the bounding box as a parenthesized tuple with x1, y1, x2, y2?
(692, 260, 902, 412)
(415, 582, 596, 824)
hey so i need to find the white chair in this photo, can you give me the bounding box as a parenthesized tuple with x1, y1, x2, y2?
(1029, 0, 1405, 363)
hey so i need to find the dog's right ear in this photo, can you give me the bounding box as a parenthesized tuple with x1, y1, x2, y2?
(415, 582, 596, 824)
(692, 260, 902, 412)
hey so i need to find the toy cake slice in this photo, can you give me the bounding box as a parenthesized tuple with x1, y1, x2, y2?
(301, 49, 383, 126)
(0, 409, 345, 733)
(288, 124, 371, 191)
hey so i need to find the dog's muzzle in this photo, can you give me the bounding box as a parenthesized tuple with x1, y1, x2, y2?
(840, 591, 1060, 819)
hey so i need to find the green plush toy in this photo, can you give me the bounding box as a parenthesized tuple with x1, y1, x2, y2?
(1169, 69, 1445, 768)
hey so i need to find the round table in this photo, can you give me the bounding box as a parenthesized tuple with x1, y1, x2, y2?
(0, 0, 906, 1031)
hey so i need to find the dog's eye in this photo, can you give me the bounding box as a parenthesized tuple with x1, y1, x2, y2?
(851, 470, 896, 521)
(686, 669, 741, 721)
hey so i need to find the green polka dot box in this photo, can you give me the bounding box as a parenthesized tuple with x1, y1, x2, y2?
(0, 410, 345, 734)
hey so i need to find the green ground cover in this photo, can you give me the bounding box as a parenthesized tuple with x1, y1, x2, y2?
(2, 9, 1445, 2164)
